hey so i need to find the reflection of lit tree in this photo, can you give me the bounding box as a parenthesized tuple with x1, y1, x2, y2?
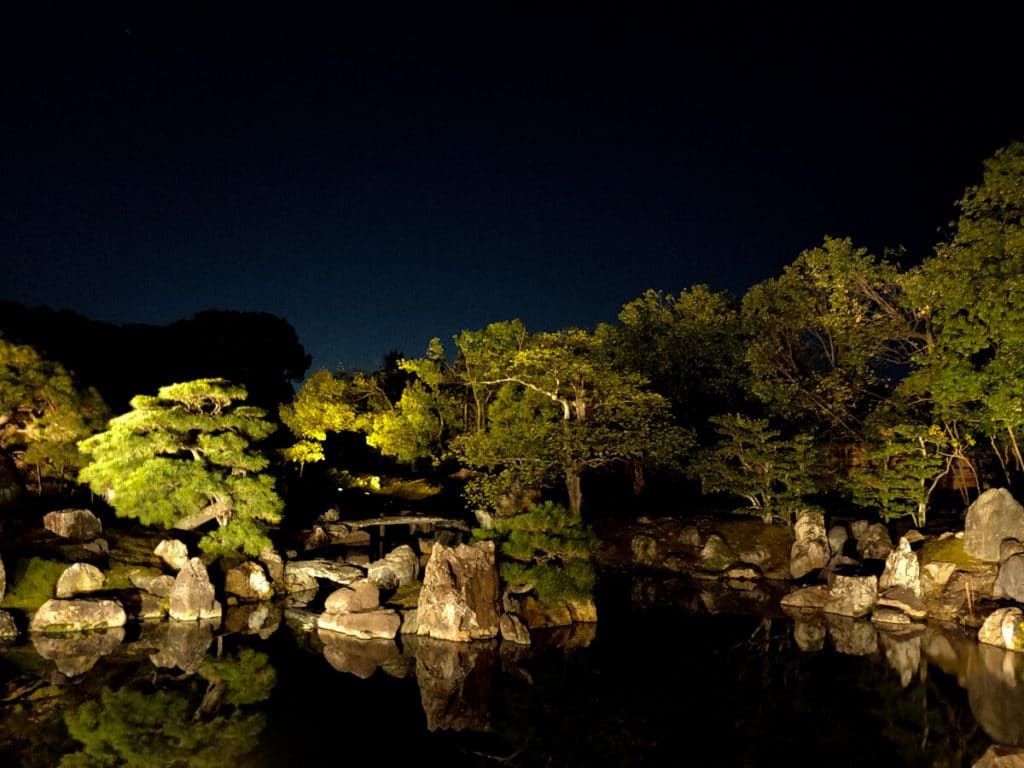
(60, 648, 275, 767)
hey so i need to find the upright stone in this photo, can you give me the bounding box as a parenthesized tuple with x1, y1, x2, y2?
(964, 488, 1024, 562)
(878, 537, 922, 597)
(417, 541, 500, 641)
(168, 558, 222, 621)
(43, 509, 102, 541)
(995, 554, 1024, 603)
(790, 509, 830, 578)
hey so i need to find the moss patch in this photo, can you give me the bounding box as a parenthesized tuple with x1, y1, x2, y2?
(922, 537, 990, 572)
(387, 581, 422, 610)
(1, 558, 67, 611)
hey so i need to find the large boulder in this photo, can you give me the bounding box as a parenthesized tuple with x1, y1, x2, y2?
(700, 534, 737, 572)
(790, 509, 830, 578)
(55, 563, 106, 598)
(824, 575, 878, 618)
(416, 541, 500, 641)
(43, 509, 102, 541)
(323, 579, 380, 614)
(979, 607, 1024, 652)
(30, 598, 126, 633)
(168, 558, 222, 622)
(224, 561, 273, 601)
(995, 551, 1024, 603)
(965, 488, 1024, 562)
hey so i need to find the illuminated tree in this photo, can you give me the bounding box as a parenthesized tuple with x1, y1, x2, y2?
(599, 285, 746, 435)
(379, 322, 690, 516)
(741, 236, 922, 439)
(899, 142, 1024, 485)
(0, 337, 108, 493)
(78, 379, 282, 557)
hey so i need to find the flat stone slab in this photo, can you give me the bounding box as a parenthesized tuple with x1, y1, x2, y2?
(285, 559, 364, 585)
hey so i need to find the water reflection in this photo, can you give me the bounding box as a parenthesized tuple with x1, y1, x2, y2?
(6, 581, 1024, 765)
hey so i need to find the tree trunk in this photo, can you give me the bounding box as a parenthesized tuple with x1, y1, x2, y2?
(632, 460, 646, 496)
(565, 470, 583, 518)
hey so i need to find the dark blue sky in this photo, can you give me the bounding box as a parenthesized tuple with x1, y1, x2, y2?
(3, 7, 1023, 373)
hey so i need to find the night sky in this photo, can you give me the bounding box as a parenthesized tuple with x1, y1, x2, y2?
(3, 7, 1023, 374)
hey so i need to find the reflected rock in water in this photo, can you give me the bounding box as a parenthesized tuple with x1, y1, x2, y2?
(224, 601, 282, 638)
(826, 615, 878, 656)
(31, 626, 125, 677)
(317, 629, 403, 679)
(533, 622, 597, 652)
(782, 607, 826, 652)
(415, 637, 497, 732)
(967, 642, 1024, 746)
(922, 624, 1024, 747)
(150, 619, 217, 673)
(877, 628, 923, 687)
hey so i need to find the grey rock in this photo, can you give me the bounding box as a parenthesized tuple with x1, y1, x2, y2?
(973, 745, 1024, 768)
(790, 509, 830, 578)
(168, 558, 222, 621)
(30, 598, 127, 633)
(259, 548, 285, 583)
(285, 559, 364, 585)
(318, 608, 401, 639)
(224, 561, 273, 601)
(824, 575, 878, 618)
(383, 544, 419, 586)
(499, 613, 531, 646)
(154, 539, 189, 570)
(878, 537, 921, 597)
(855, 523, 893, 560)
(978, 607, 1024, 651)
(324, 579, 380, 614)
(43, 509, 102, 541)
(55, 563, 106, 598)
(877, 586, 927, 620)
(964, 488, 1024, 562)
(994, 553, 1024, 603)
(0, 610, 17, 640)
(417, 541, 500, 641)
(700, 534, 737, 572)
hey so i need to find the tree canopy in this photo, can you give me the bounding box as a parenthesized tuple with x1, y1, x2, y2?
(0, 337, 108, 493)
(78, 378, 282, 557)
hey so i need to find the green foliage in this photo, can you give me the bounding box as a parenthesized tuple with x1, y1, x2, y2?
(599, 285, 746, 433)
(692, 414, 819, 525)
(454, 322, 692, 515)
(78, 378, 282, 558)
(899, 142, 1024, 481)
(742, 237, 918, 438)
(0, 557, 66, 611)
(843, 422, 951, 526)
(0, 337, 109, 493)
(280, 369, 387, 467)
(474, 501, 597, 605)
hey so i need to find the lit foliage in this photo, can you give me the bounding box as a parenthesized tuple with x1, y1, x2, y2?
(0, 338, 108, 493)
(452, 322, 692, 516)
(473, 501, 597, 605)
(599, 285, 746, 433)
(692, 414, 819, 525)
(741, 237, 918, 439)
(365, 338, 465, 465)
(844, 421, 951, 526)
(900, 141, 1024, 479)
(78, 379, 282, 558)
(279, 369, 364, 466)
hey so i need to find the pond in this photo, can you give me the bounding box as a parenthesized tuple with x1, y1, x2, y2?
(0, 574, 1014, 767)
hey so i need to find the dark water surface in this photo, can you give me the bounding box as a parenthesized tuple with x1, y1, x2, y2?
(0, 576, 1014, 767)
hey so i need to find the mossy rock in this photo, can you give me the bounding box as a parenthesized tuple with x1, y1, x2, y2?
(921, 536, 991, 573)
